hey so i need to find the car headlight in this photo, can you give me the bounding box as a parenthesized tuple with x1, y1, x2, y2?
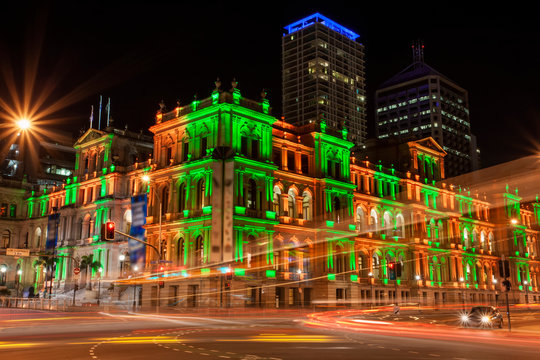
(481, 316, 491, 323)
(461, 315, 469, 322)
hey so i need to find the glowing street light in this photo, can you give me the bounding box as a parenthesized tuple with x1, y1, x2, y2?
(17, 118, 31, 130)
(510, 218, 518, 225)
(119, 254, 126, 261)
(142, 174, 150, 183)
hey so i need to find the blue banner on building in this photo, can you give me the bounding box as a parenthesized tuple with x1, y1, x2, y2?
(45, 213, 60, 251)
(129, 194, 147, 269)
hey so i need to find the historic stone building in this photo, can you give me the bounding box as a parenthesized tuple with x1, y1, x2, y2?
(3, 85, 539, 310)
(130, 85, 539, 309)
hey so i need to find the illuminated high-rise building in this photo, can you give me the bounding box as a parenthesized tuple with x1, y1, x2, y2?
(375, 42, 480, 177)
(282, 13, 366, 144)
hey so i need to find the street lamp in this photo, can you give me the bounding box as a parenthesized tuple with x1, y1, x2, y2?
(523, 280, 529, 308)
(17, 118, 31, 130)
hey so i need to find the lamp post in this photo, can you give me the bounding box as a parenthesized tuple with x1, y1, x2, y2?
(493, 279, 498, 307)
(142, 175, 164, 312)
(97, 268, 103, 306)
(15, 269, 22, 307)
(368, 272, 374, 308)
(460, 277, 465, 310)
(523, 280, 529, 309)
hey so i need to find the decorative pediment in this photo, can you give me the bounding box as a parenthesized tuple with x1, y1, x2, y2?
(411, 137, 446, 156)
(74, 129, 107, 148)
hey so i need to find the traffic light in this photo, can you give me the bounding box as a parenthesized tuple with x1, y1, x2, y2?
(104, 221, 115, 240)
(158, 281, 165, 288)
(225, 282, 231, 290)
(388, 262, 396, 280)
(502, 279, 511, 292)
(499, 260, 510, 278)
(396, 262, 402, 278)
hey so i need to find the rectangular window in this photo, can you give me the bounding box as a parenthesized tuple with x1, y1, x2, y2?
(9, 204, 16, 218)
(273, 149, 282, 168)
(183, 142, 189, 162)
(288, 151, 296, 172)
(241, 136, 248, 156)
(166, 147, 172, 164)
(251, 139, 259, 159)
(201, 137, 207, 158)
(301, 154, 309, 174)
(0, 203, 7, 217)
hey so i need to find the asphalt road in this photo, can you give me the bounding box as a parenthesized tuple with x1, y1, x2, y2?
(1, 308, 540, 359)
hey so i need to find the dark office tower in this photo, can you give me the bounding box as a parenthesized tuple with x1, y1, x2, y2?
(375, 42, 479, 177)
(282, 13, 366, 144)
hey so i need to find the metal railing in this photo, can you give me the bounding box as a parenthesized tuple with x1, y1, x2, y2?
(0, 297, 72, 311)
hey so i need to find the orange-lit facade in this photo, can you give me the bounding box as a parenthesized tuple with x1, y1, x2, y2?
(4, 87, 539, 310)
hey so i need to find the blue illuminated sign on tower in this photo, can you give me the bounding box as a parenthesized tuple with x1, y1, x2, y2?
(283, 13, 359, 41)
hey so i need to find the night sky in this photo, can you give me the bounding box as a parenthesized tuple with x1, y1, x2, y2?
(1, 1, 539, 168)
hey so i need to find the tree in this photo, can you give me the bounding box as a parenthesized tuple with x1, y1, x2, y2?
(33, 256, 57, 290)
(80, 255, 102, 290)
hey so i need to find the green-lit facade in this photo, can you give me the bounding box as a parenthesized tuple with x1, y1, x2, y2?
(136, 86, 540, 309)
(3, 86, 538, 309)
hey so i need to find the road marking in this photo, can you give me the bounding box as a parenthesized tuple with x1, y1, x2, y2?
(429, 354, 441, 357)
(185, 350, 192, 353)
(219, 357, 231, 359)
(392, 348, 400, 351)
(409, 351, 419, 354)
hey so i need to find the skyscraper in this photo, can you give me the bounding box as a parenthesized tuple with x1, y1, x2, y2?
(375, 42, 479, 177)
(282, 13, 366, 144)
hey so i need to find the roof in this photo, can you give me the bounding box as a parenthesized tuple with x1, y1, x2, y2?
(378, 61, 455, 89)
(283, 13, 360, 41)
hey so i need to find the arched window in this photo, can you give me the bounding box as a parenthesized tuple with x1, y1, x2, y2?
(194, 235, 204, 266)
(472, 230, 478, 246)
(178, 183, 186, 212)
(383, 211, 392, 236)
(395, 214, 405, 237)
(83, 214, 92, 239)
(302, 191, 312, 221)
(247, 179, 257, 210)
(273, 186, 281, 215)
(333, 197, 341, 223)
(334, 244, 347, 274)
(161, 186, 169, 215)
(123, 210, 132, 234)
(196, 179, 205, 209)
(429, 218, 436, 240)
(463, 228, 470, 248)
(34, 227, 42, 248)
(1, 230, 10, 248)
(480, 231, 486, 250)
(287, 189, 296, 218)
(437, 220, 444, 242)
(356, 207, 365, 233)
(358, 252, 368, 277)
(177, 237, 185, 266)
(370, 209, 378, 232)
(160, 239, 167, 260)
(372, 253, 380, 278)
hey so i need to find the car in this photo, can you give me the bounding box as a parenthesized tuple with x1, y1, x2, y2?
(461, 306, 503, 328)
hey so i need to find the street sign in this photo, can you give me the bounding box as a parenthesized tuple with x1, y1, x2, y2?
(73, 267, 81, 275)
(6, 248, 30, 257)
